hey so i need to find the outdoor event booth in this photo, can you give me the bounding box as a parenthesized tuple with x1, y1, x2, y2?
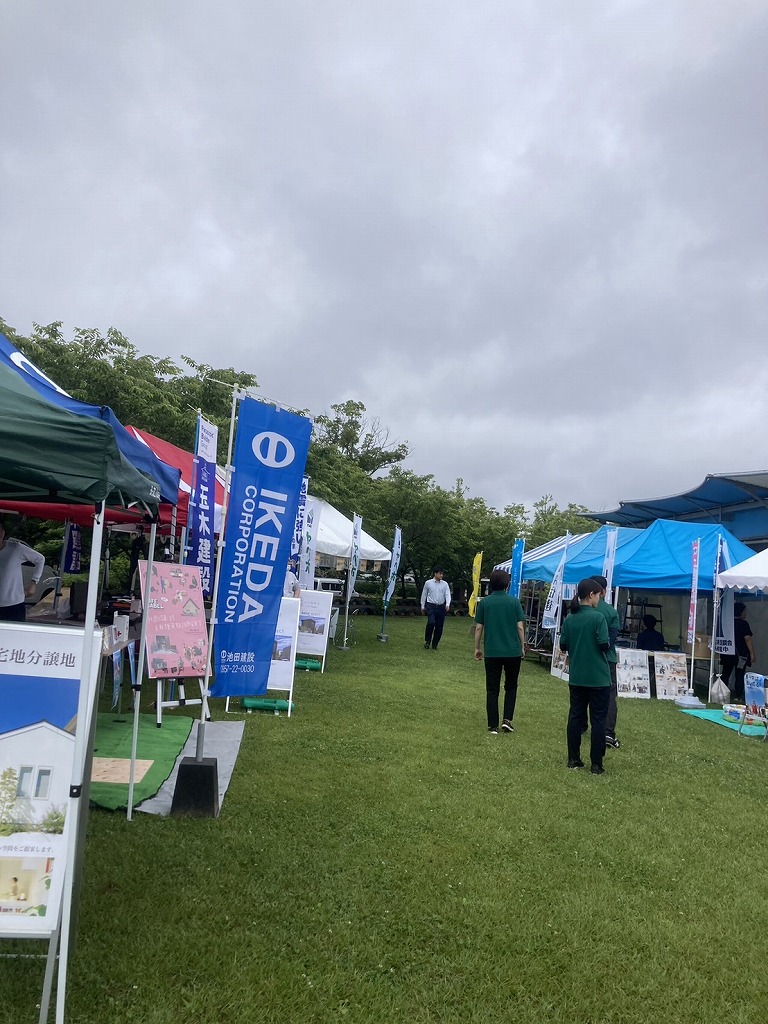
(497, 520, 756, 681)
(0, 330, 178, 1023)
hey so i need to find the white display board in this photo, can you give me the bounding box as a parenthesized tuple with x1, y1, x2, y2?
(0, 623, 100, 940)
(267, 598, 300, 707)
(616, 648, 651, 699)
(296, 588, 334, 671)
(653, 651, 689, 700)
(550, 646, 569, 681)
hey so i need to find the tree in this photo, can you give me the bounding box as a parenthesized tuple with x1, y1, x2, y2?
(527, 495, 598, 550)
(0, 768, 18, 824)
(312, 400, 410, 476)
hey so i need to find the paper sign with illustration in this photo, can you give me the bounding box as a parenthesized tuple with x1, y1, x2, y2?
(617, 648, 651, 699)
(138, 563, 208, 678)
(653, 651, 689, 700)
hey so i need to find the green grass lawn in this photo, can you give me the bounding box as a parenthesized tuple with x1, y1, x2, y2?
(4, 614, 768, 1023)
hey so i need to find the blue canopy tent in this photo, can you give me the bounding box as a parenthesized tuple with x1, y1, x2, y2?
(498, 521, 753, 591)
(585, 471, 768, 549)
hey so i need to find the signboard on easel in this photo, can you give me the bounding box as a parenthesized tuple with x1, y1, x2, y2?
(267, 598, 300, 711)
(296, 588, 334, 671)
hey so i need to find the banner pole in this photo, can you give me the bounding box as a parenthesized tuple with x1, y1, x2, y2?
(127, 518, 157, 820)
(199, 388, 240, 755)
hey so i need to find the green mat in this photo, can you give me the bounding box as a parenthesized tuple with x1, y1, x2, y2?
(89, 713, 194, 811)
(681, 707, 768, 738)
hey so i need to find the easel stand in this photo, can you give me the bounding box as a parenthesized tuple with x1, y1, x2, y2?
(155, 676, 210, 727)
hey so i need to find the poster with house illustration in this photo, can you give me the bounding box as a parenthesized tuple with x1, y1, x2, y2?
(138, 563, 209, 678)
(0, 622, 100, 937)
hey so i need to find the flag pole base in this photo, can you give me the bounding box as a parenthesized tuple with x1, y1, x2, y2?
(675, 693, 706, 709)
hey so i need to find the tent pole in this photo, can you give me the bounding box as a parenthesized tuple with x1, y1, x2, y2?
(127, 518, 157, 820)
(53, 519, 70, 614)
(199, 387, 239, 759)
(55, 502, 105, 1024)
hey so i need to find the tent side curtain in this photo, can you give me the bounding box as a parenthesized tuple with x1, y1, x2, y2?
(505, 520, 754, 591)
(0, 362, 162, 507)
(0, 331, 180, 504)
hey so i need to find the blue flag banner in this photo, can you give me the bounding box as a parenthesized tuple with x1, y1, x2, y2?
(64, 522, 82, 573)
(509, 539, 525, 598)
(188, 415, 218, 596)
(211, 399, 312, 697)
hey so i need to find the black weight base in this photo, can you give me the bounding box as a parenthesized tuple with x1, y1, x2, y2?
(170, 757, 220, 818)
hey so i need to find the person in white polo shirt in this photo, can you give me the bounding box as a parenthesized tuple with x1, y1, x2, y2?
(420, 566, 451, 651)
(0, 520, 45, 622)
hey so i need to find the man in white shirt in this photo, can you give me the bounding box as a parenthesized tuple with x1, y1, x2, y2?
(0, 521, 45, 622)
(420, 566, 451, 651)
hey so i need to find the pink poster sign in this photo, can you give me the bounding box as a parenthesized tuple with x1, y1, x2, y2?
(138, 563, 209, 678)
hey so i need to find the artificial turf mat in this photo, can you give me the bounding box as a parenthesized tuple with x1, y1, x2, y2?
(89, 712, 193, 810)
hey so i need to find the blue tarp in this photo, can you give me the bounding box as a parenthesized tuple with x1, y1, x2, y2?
(0, 332, 180, 504)
(502, 520, 754, 591)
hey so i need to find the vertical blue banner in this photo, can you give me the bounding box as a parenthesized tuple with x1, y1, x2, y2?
(64, 523, 82, 573)
(509, 538, 525, 597)
(211, 398, 312, 697)
(188, 415, 218, 597)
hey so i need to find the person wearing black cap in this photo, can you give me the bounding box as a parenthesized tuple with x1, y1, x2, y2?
(420, 566, 451, 650)
(592, 576, 621, 749)
(636, 614, 665, 652)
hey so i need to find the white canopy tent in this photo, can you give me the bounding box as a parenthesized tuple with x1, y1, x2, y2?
(717, 549, 768, 593)
(308, 495, 391, 561)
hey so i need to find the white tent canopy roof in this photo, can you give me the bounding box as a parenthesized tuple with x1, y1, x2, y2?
(717, 548, 768, 593)
(309, 495, 391, 561)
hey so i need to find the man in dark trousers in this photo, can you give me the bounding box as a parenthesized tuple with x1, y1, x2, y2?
(474, 569, 526, 734)
(420, 566, 451, 650)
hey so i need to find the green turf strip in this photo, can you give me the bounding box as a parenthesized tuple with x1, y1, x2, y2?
(88, 713, 193, 810)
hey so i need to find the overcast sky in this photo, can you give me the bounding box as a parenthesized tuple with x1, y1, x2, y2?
(2, 1, 766, 515)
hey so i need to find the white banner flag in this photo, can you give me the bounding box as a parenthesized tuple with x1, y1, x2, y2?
(713, 535, 735, 656)
(687, 539, 700, 645)
(601, 527, 619, 604)
(298, 500, 319, 591)
(383, 526, 402, 609)
(543, 533, 570, 630)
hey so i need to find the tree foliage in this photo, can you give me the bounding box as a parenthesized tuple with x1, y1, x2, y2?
(0, 318, 598, 592)
(0, 319, 257, 462)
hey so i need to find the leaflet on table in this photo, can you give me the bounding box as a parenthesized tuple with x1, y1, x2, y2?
(138, 563, 208, 679)
(0, 623, 100, 938)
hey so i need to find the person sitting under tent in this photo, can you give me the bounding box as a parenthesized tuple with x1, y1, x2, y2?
(636, 614, 666, 652)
